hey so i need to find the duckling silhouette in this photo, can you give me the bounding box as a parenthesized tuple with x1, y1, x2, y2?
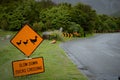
(30, 36, 37, 45)
(16, 40, 22, 46)
(23, 40, 28, 45)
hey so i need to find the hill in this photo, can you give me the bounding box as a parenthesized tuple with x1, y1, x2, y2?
(52, 0, 120, 15)
(111, 11, 120, 17)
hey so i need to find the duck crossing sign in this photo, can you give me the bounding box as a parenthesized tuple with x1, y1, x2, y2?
(11, 24, 45, 77)
(10, 24, 43, 57)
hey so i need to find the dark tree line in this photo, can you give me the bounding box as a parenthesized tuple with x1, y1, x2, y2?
(0, 0, 120, 36)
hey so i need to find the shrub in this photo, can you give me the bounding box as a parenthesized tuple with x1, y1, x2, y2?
(33, 22, 42, 31)
(50, 30, 64, 41)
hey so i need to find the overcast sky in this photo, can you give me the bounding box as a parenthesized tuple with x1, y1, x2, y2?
(51, 0, 120, 15)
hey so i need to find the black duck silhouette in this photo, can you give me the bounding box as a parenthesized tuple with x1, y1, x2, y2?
(16, 40, 22, 46)
(30, 36, 37, 45)
(23, 40, 28, 45)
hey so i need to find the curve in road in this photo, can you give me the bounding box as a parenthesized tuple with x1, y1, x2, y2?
(60, 33, 120, 80)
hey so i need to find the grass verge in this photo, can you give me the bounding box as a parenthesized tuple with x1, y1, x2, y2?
(0, 31, 87, 80)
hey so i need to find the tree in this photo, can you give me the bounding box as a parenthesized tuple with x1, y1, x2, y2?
(94, 16, 103, 33)
(98, 15, 119, 32)
(115, 17, 120, 30)
(68, 22, 83, 35)
(8, 6, 25, 31)
(105, 18, 118, 32)
(40, 4, 71, 31)
(37, 0, 56, 9)
(70, 3, 97, 34)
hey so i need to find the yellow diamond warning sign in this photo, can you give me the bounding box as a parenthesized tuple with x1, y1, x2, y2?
(12, 57, 45, 77)
(10, 24, 43, 57)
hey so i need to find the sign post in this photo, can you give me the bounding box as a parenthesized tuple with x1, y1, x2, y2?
(10, 24, 44, 77)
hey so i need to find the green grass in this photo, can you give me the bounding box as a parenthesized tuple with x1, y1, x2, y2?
(0, 31, 87, 80)
(0, 40, 87, 80)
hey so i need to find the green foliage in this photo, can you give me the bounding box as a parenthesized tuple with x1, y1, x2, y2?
(115, 17, 120, 30)
(105, 19, 118, 32)
(37, 0, 56, 8)
(95, 15, 119, 33)
(0, 0, 56, 31)
(8, 7, 25, 31)
(68, 22, 84, 35)
(32, 22, 43, 31)
(40, 4, 71, 31)
(0, 0, 120, 34)
(0, 17, 9, 30)
(70, 3, 97, 34)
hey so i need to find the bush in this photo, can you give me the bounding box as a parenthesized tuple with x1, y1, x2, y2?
(50, 30, 64, 41)
(0, 19, 9, 30)
(32, 22, 43, 32)
(68, 22, 84, 37)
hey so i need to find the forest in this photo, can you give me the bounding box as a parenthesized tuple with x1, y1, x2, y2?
(0, 0, 120, 36)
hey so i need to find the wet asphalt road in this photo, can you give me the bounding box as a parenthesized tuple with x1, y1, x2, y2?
(60, 33, 120, 80)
